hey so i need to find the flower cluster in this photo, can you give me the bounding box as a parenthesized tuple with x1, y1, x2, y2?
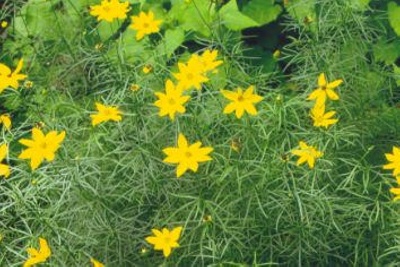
(308, 73, 342, 129)
(90, 1, 162, 41)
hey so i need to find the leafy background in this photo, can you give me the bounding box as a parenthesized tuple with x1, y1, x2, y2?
(1, 0, 400, 266)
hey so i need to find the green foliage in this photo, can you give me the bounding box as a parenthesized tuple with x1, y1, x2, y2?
(388, 1, 400, 36)
(1, 0, 400, 266)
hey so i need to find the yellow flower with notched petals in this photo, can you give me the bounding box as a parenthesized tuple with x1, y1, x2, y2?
(129, 11, 162, 40)
(221, 86, 263, 119)
(310, 104, 338, 128)
(163, 133, 213, 178)
(0, 114, 11, 130)
(18, 128, 66, 170)
(173, 56, 209, 91)
(0, 144, 10, 178)
(23, 237, 51, 267)
(199, 49, 223, 73)
(145, 226, 182, 257)
(0, 59, 27, 94)
(307, 73, 343, 105)
(90, 0, 130, 22)
(91, 102, 122, 126)
(383, 146, 400, 176)
(154, 79, 190, 121)
(291, 141, 323, 169)
(90, 258, 104, 267)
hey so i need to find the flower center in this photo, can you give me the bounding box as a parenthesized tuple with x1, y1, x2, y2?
(40, 142, 48, 150)
(163, 237, 171, 244)
(103, 6, 110, 12)
(143, 22, 150, 28)
(185, 151, 192, 158)
(237, 95, 244, 102)
(186, 73, 194, 80)
(321, 85, 327, 90)
(168, 98, 176, 105)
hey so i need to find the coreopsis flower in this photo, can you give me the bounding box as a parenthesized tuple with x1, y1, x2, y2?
(18, 128, 66, 170)
(24, 80, 33, 88)
(0, 114, 11, 130)
(199, 49, 223, 73)
(91, 102, 122, 126)
(90, 0, 130, 22)
(163, 133, 213, 177)
(142, 64, 152, 74)
(129, 11, 162, 40)
(383, 146, 400, 176)
(23, 237, 51, 267)
(0, 144, 10, 178)
(307, 73, 343, 105)
(130, 84, 140, 92)
(145, 226, 182, 257)
(90, 258, 104, 267)
(291, 141, 323, 169)
(173, 57, 209, 91)
(0, 59, 27, 94)
(221, 86, 263, 119)
(310, 104, 338, 128)
(154, 79, 190, 120)
(389, 176, 400, 201)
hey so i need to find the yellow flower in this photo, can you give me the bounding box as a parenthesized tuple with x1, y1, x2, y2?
(154, 79, 190, 121)
(0, 144, 10, 178)
(310, 104, 338, 128)
(130, 84, 140, 92)
(23, 237, 51, 267)
(383, 146, 400, 176)
(273, 49, 281, 60)
(1, 21, 8, 28)
(129, 11, 162, 40)
(90, 0, 130, 22)
(202, 215, 212, 223)
(90, 258, 104, 267)
(18, 128, 66, 170)
(307, 73, 343, 105)
(199, 49, 223, 73)
(173, 57, 209, 91)
(163, 133, 213, 178)
(221, 86, 263, 119)
(142, 64, 152, 74)
(0, 114, 11, 130)
(145, 226, 182, 257)
(90, 102, 122, 126)
(24, 80, 33, 88)
(389, 176, 400, 201)
(291, 141, 323, 169)
(0, 59, 27, 94)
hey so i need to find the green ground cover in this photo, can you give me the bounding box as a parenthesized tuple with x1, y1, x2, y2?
(1, 0, 400, 266)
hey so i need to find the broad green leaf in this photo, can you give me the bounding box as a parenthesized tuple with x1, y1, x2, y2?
(169, 0, 215, 37)
(373, 39, 400, 65)
(388, 2, 400, 36)
(158, 28, 185, 57)
(242, 0, 282, 26)
(97, 20, 121, 41)
(219, 0, 259, 31)
(286, 0, 317, 32)
(394, 64, 400, 86)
